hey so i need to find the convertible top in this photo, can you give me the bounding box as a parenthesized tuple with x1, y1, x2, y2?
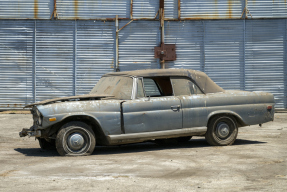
(103, 68, 224, 93)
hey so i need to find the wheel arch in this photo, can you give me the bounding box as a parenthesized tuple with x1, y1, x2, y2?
(207, 111, 247, 128)
(47, 114, 109, 146)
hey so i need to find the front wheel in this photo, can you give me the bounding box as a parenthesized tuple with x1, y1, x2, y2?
(205, 116, 238, 146)
(56, 121, 96, 156)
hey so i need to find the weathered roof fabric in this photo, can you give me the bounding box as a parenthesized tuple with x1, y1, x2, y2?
(104, 69, 225, 94)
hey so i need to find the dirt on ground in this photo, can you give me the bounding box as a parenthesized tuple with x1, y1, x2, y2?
(0, 113, 286, 192)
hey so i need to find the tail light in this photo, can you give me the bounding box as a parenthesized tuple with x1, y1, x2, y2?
(267, 105, 272, 110)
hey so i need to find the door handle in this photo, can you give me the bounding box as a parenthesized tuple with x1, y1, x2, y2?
(171, 105, 180, 111)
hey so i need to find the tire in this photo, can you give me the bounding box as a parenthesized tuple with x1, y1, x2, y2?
(205, 116, 238, 146)
(38, 138, 56, 150)
(56, 121, 96, 156)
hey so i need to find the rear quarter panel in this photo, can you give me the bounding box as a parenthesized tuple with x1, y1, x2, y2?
(205, 91, 275, 126)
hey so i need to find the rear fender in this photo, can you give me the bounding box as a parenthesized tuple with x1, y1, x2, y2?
(207, 110, 247, 127)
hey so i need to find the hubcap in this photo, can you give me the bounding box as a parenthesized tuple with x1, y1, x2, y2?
(216, 122, 230, 138)
(67, 133, 85, 151)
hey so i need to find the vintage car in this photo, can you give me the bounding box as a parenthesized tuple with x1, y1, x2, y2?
(19, 69, 275, 156)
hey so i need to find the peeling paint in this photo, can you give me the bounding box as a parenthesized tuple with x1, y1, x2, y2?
(34, 0, 38, 19)
(74, 0, 78, 19)
(227, 0, 233, 18)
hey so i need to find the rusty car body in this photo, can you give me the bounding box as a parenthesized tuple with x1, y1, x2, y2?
(19, 69, 275, 156)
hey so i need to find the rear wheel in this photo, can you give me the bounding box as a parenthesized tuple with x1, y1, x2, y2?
(56, 121, 96, 156)
(205, 116, 238, 146)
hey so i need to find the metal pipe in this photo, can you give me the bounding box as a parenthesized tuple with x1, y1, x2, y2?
(201, 21, 205, 73)
(33, 20, 37, 103)
(118, 20, 133, 32)
(284, 19, 287, 108)
(130, 0, 133, 19)
(160, 0, 165, 69)
(243, 19, 246, 90)
(73, 20, 77, 96)
(115, 15, 119, 72)
(178, 0, 181, 20)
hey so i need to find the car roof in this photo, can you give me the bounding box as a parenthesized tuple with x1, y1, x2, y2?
(103, 68, 224, 94)
(103, 68, 193, 77)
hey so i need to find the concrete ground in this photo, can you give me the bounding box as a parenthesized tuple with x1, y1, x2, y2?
(0, 113, 286, 192)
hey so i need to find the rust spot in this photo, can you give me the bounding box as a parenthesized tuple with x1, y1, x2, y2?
(160, 0, 164, 9)
(34, 0, 38, 19)
(227, 0, 233, 19)
(74, 0, 78, 19)
(214, 0, 219, 18)
(185, 15, 220, 20)
(178, 0, 181, 19)
(130, 0, 133, 19)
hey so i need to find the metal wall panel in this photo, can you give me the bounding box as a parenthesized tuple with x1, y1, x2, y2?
(76, 21, 115, 95)
(132, 0, 159, 19)
(204, 20, 244, 90)
(247, 0, 287, 19)
(164, 21, 203, 70)
(56, 0, 130, 19)
(285, 19, 287, 109)
(36, 20, 75, 102)
(181, 0, 244, 19)
(245, 20, 286, 108)
(0, 0, 53, 19)
(118, 20, 160, 71)
(164, 0, 178, 19)
(0, 18, 286, 109)
(0, 20, 34, 109)
(165, 19, 286, 108)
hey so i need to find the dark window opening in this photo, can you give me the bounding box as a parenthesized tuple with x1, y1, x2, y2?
(139, 77, 173, 97)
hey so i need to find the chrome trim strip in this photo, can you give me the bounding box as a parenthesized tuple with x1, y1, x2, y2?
(108, 127, 207, 144)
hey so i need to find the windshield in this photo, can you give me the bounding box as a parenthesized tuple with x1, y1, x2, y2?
(89, 76, 133, 100)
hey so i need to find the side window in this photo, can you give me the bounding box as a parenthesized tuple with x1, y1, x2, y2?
(171, 77, 203, 96)
(188, 80, 202, 95)
(137, 77, 174, 98)
(143, 78, 161, 97)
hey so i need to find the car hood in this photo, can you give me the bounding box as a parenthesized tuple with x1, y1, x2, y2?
(24, 94, 114, 108)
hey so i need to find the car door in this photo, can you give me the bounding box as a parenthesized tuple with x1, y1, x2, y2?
(123, 77, 182, 134)
(170, 77, 207, 128)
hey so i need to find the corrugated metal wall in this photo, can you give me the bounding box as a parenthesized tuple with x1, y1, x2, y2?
(132, 0, 159, 19)
(245, 20, 286, 108)
(247, 0, 287, 18)
(0, 20, 116, 108)
(203, 20, 244, 90)
(164, 19, 286, 108)
(118, 21, 160, 71)
(36, 20, 75, 102)
(180, 0, 244, 19)
(56, 0, 130, 19)
(164, 0, 178, 19)
(0, 20, 34, 108)
(2, 0, 287, 20)
(76, 21, 115, 95)
(164, 21, 203, 70)
(0, 0, 287, 109)
(0, 0, 53, 19)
